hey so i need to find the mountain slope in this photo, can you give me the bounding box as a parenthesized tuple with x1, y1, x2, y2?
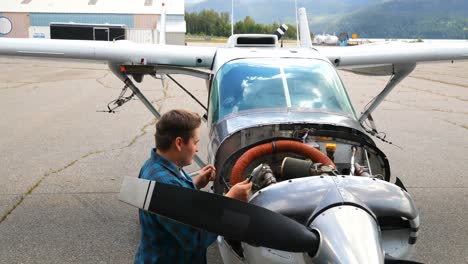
(186, 0, 468, 39)
(326, 0, 468, 38)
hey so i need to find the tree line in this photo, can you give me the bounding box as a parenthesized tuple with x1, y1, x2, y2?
(185, 9, 297, 39)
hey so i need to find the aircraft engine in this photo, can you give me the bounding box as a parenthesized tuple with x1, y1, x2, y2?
(213, 125, 414, 262)
(248, 163, 276, 191)
(213, 124, 392, 198)
(230, 139, 336, 187)
(248, 158, 340, 192)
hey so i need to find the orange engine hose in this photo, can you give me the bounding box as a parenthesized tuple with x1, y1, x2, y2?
(230, 140, 336, 186)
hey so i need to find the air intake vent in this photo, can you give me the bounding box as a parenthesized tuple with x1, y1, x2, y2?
(227, 34, 278, 48)
(237, 36, 276, 45)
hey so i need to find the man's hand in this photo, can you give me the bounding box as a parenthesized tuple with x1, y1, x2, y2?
(193, 165, 216, 189)
(225, 179, 253, 202)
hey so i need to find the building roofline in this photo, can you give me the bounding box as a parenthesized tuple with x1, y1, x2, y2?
(0, 0, 184, 15)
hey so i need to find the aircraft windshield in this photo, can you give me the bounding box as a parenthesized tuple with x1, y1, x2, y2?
(209, 58, 356, 124)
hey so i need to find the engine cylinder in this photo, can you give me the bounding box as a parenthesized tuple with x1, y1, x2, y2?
(281, 157, 314, 179)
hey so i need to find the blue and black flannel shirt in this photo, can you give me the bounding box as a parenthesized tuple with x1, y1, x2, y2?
(134, 149, 218, 264)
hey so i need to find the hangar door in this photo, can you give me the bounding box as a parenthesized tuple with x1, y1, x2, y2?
(50, 23, 126, 41)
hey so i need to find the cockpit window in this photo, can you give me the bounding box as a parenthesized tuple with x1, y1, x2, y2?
(209, 58, 356, 124)
(217, 60, 286, 120)
(283, 60, 352, 112)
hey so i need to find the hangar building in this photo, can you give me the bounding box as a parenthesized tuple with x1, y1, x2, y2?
(0, 0, 186, 45)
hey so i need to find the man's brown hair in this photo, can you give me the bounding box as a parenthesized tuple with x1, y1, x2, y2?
(155, 109, 201, 151)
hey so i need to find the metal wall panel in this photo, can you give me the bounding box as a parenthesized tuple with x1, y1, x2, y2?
(126, 28, 156, 44)
(2, 12, 29, 38)
(134, 14, 158, 29)
(125, 30, 184, 45)
(166, 14, 184, 21)
(2, 0, 185, 15)
(166, 32, 185, 45)
(29, 26, 50, 38)
(157, 19, 185, 33)
(29, 13, 134, 28)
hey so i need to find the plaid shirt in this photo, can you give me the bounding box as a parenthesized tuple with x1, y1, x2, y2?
(134, 149, 217, 264)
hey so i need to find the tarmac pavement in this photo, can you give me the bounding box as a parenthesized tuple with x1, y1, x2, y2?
(0, 54, 467, 263)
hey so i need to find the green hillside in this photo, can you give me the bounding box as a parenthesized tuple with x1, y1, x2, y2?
(187, 0, 468, 39)
(316, 0, 468, 39)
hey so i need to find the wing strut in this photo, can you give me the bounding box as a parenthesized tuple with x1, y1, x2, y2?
(166, 74, 207, 111)
(109, 63, 206, 168)
(359, 63, 416, 124)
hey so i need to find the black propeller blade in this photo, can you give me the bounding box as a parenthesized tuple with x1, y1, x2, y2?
(147, 182, 320, 254)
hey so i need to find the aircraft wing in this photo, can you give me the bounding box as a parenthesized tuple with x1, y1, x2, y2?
(0, 37, 216, 168)
(316, 42, 468, 75)
(315, 41, 468, 123)
(0, 38, 216, 68)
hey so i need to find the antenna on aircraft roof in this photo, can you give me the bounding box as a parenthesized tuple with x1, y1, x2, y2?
(295, 0, 299, 46)
(231, 0, 234, 35)
(298, 7, 312, 48)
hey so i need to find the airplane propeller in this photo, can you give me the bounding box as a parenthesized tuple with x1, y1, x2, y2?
(119, 177, 320, 254)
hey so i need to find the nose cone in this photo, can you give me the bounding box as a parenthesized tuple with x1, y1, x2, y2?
(309, 205, 384, 264)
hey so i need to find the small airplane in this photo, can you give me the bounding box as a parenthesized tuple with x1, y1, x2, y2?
(1, 7, 467, 264)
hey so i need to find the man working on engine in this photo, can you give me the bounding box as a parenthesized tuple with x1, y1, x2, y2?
(134, 109, 252, 264)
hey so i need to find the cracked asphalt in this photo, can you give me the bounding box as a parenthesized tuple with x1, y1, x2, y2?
(0, 54, 467, 264)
